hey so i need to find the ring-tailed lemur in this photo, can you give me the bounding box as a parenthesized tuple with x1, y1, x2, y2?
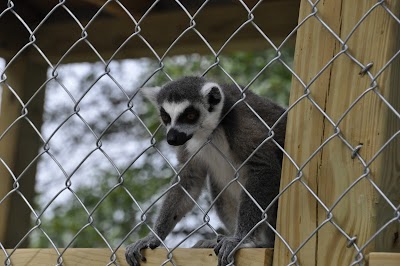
(125, 76, 286, 266)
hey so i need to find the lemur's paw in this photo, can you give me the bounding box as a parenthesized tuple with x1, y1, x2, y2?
(125, 235, 160, 266)
(214, 235, 241, 266)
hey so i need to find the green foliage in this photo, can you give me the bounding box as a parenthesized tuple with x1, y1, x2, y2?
(31, 162, 171, 248)
(148, 48, 293, 106)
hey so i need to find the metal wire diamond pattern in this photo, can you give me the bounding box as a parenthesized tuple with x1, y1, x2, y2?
(0, 0, 399, 266)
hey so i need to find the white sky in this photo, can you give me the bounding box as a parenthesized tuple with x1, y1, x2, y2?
(37, 60, 149, 200)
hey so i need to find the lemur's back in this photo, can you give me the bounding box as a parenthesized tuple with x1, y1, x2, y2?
(219, 84, 287, 163)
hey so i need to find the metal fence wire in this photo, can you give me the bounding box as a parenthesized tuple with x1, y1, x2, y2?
(0, 0, 399, 266)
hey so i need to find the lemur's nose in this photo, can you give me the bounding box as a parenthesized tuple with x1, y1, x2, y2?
(167, 128, 192, 146)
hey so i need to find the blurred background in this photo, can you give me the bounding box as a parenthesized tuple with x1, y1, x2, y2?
(0, 0, 296, 250)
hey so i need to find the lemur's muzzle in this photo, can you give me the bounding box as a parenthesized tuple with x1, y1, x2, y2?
(167, 128, 192, 146)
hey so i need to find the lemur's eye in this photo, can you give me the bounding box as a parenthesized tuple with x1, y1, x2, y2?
(186, 112, 196, 121)
(160, 109, 171, 124)
(178, 106, 200, 124)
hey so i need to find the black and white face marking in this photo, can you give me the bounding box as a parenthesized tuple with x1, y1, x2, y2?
(159, 107, 171, 125)
(160, 100, 200, 146)
(161, 100, 191, 127)
(177, 106, 200, 124)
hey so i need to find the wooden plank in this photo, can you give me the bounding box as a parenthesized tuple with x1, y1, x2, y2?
(273, 0, 343, 265)
(368, 252, 400, 266)
(0, 248, 273, 266)
(274, 0, 400, 265)
(19, 0, 299, 63)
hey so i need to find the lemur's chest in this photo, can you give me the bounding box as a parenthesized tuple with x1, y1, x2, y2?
(186, 130, 244, 198)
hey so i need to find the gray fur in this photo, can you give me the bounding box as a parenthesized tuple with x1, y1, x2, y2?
(126, 76, 286, 266)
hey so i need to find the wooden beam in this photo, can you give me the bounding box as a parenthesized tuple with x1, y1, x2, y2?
(274, 0, 400, 265)
(19, 0, 299, 63)
(0, 56, 47, 247)
(0, 248, 273, 266)
(368, 252, 400, 266)
(0, 13, 30, 61)
(80, 0, 154, 18)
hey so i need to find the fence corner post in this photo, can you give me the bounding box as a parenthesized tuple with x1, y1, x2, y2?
(274, 0, 400, 265)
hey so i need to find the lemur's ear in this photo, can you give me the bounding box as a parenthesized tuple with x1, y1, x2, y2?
(201, 82, 222, 110)
(140, 87, 162, 105)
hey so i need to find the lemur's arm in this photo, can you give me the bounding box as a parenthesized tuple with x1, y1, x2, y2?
(214, 148, 281, 266)
(125, 159, 207, 266)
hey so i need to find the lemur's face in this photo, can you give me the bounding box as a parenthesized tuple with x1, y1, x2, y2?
(142, 77, 224, 146)
(159, 100, 202, 146)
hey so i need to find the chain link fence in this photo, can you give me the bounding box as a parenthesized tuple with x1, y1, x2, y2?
(0, 0, 399, 266)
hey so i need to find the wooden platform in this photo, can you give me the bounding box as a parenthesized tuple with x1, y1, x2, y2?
(2, 248, 398, 265)
(0, 248, 273, 266)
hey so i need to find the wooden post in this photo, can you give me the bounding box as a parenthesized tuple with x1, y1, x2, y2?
(274, 0, 400, 265)
(0, 56, 47, 247)
(0, 69, 16, 245)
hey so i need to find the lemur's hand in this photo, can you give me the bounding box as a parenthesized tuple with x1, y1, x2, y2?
(214, 235, 241, 266)
(125, 235, 161, 266)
